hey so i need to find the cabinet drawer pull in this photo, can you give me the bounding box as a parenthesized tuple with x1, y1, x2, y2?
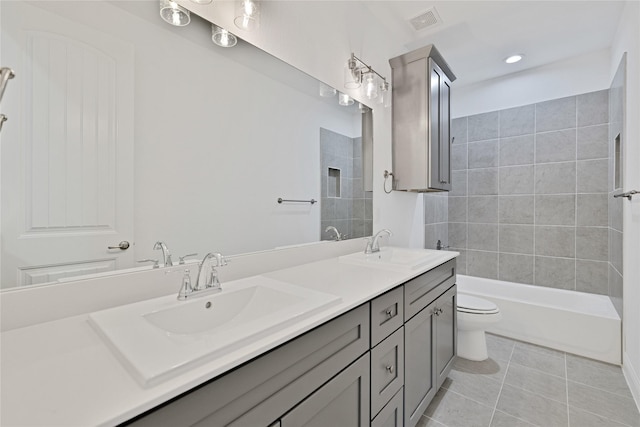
(386, 365, 394, 374)
(385, 308, 395, 319)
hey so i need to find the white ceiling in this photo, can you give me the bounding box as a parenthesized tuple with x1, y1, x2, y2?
(363, 1, 626, 87)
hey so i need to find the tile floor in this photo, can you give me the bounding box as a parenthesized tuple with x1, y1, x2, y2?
(419, 334, 640, 427)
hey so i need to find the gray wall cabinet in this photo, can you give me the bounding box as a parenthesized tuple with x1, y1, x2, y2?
(389, 45, 456, 192)
(125, 259, 456, 427)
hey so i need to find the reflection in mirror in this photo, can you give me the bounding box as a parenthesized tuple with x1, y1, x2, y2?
(0, 0, 372, 289)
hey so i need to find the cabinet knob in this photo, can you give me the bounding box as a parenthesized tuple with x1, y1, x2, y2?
(385, 308, 395, 319)
(386, 365, 394, 374)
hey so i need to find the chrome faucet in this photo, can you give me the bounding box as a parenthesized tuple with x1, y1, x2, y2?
(325, 226, 343, 241)
(153, 241, 173, 267)
(365, 229, 392, 254)
(194, 252, 227, 292)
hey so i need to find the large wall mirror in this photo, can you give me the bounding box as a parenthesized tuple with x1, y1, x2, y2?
(0, 0, 373, 289)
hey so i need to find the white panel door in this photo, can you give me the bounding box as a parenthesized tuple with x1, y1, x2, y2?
(1, 2, 135, 287)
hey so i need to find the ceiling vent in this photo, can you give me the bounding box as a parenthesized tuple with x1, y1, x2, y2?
(409, 7, 442, 31)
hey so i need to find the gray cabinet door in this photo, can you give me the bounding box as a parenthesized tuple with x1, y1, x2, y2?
(404, 301, 436, 427)
(280, 354, 370, 427)
(428, 58, 452, 192)
(371, 388, 404, 427)
(434, 285, 457, 388)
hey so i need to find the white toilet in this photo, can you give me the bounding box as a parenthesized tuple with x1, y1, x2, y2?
(456, 294, 502, 361)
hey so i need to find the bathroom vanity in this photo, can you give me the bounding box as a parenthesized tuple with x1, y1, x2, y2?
(0, 247, 457, 426)
(126, 259, 456, 427)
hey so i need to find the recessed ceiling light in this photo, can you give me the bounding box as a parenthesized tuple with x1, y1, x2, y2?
(505, 54, 524, 64)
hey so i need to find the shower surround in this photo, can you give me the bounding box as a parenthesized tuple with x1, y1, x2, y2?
(443, 90, 611, 295)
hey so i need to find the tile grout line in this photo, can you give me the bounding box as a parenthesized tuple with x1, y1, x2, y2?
(574, 99, 578, 291)
(488, 342, 516, 426)
(533, 104, 537, 286)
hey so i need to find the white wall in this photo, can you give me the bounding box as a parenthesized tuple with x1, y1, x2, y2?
(452, 48, 612, 117)
(611, 0, 640, 408)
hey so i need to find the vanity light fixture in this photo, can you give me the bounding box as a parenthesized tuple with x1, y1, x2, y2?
(505, 54, 524, 64)
(211, 24, 237, 47)
(345, 53, 389, 105)
(234, 0, 260, 31)
(338, 92, 354, 106)
(159, 0, 191, 26)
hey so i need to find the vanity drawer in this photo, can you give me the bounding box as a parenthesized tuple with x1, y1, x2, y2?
(371, 286, 404, 346)
(370, 326, 404, 418)
(371, 387, 404, 427)
(404, 259, 456, 321)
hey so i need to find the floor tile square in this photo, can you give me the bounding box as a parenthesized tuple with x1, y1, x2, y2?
(496, 384, 568, 426)
(504, 363, 567, 403)
(425, 388, 494, 427)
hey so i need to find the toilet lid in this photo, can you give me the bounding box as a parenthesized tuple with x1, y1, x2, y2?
(457, 294, 499, 314)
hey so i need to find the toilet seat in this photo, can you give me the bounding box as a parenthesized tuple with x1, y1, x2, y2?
(457, 294, 500, 315)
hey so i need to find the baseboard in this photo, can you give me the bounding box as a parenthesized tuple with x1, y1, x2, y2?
(622, 351, 640, 412)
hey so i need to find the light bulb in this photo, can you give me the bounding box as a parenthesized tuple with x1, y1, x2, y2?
(212, 24, 237, 47)
(234, 0, 260, 31)
(338, 93, 354, 106)
(244, 0, 256, 16)
(159, 0, 190, 26)
(364, 72, 378, 99)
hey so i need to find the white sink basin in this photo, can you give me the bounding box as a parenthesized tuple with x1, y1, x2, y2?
(338, 247, 448, 271)
(89, 277, 341, 387)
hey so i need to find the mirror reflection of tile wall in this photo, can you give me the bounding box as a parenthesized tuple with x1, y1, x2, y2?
(320, 128, 373, 240)
(608, 56, 625, 317)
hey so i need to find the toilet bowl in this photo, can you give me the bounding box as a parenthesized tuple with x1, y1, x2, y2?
(457, 294, 502, 361)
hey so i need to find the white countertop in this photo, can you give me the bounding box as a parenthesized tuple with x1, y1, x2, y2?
(0, 250, 457, 426)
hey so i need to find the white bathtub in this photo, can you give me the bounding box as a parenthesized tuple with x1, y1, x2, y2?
(456, 275, 622, 365)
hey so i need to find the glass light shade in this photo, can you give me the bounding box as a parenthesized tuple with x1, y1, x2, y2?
(338, 93, 354, 106)
(234, 0, 260, 31)
(212, 24, 237, 47)
(344, 64, 361, 89)
(319, 83, 337, 98)
(159, 0, 191, 26)
(364, 72, 378, 100)
(190, 0, 212, 3)
(384, 84, 392, 108)
(377, 81, 390, 107)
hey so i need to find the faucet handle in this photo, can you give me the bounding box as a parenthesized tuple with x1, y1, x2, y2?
(179, 253, 198, 265)
(214, 253, 229, 267)
(137, 259, 159, 269)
